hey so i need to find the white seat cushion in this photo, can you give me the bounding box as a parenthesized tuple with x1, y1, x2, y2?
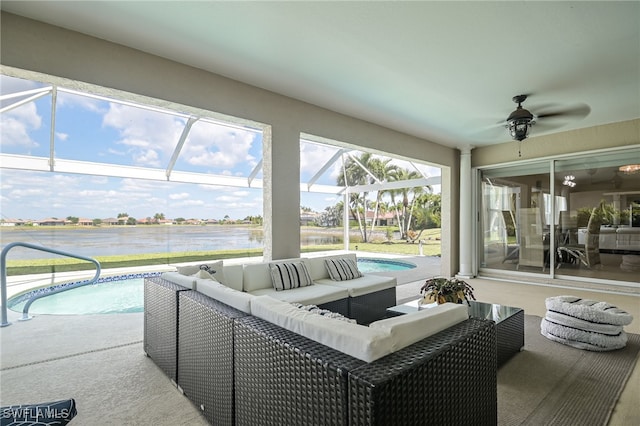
(248, 284, 348, 306)
(251, 296, 392, 362)
(314, 275, 396, 297)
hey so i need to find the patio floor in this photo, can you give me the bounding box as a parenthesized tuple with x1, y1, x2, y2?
(1, 255, 638, 424)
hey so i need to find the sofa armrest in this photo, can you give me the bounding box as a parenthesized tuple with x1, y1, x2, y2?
(348, 318, 497, 426)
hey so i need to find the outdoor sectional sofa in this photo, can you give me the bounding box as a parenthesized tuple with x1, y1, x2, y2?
(143, 254, 497, 425)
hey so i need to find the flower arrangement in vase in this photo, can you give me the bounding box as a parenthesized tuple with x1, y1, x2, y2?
(419, 277, 476, 306)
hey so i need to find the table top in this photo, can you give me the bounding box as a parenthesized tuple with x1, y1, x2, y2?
(387, 299, 523, 324)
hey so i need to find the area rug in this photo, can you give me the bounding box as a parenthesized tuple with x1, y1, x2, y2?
(498, 315, 640, 426)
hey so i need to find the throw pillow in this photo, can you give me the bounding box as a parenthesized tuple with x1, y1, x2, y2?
(269, 262, 313, 291)
(291, 303, 357, 323)
(177, 260, 225, 283)
(325, 258, 363, 281)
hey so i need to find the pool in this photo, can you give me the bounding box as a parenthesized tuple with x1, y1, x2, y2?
(356, 258, 417, 273)
(7, 272, 161, 315)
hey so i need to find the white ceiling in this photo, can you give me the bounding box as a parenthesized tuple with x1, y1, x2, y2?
(2, 1, 639, 149)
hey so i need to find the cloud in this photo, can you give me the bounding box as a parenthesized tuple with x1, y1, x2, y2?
(56, 90, 106, 113)
(133, 148, 160, 167)
(300, 141, 344, 183)
(216, 195, 241, 203)
(55, 132, 69, 141)
(1, 75, 43, 93)
(171, 199, 205, 207)
(169, 192, 190, 200)
(181, 121, 258, 170)
(0, 103, 41, 150)
(9, 188, 47, 198)
(103, 103, 186, 167)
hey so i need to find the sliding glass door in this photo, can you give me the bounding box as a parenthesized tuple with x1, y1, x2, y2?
(478, 148, 640, 286)
(480, 162, 550, 275)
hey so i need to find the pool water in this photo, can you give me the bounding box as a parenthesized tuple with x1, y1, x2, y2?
(9, 259, 415, 315)
(356, 258, 416, 273)
(10, 278, 145, 315)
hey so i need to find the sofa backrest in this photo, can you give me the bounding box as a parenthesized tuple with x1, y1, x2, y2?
(304, 253, 357, 281)
(222, 264, 243, 291)
(242, 258, 306, 292)
(160, 271, 198, 290)
(196, 278, 253, 313)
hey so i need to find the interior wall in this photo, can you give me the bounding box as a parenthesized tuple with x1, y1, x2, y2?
(1, 12, 459, 272)
(472, 118, 640, 167)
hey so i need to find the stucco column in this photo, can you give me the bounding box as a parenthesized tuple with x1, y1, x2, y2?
(263, 125, 301, 261)
(458, 147, 474, 278)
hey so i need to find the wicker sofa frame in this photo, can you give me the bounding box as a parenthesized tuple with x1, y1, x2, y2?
(234, 315, 497, 426)
(177, 290, 248, 425)
(144, 277, 497, 425)
(143, 277, 191, 384)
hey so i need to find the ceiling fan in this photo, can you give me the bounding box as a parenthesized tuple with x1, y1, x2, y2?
(503, 94, 591, 144)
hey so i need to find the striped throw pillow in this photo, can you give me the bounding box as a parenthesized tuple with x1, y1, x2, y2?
(269, 262, 313, 291)
(325, 258, 363, 281)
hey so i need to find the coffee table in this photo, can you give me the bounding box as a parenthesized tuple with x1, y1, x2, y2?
(387, 299, 524, 366)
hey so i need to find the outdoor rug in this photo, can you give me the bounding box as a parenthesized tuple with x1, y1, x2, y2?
(498, 314, 640, 426)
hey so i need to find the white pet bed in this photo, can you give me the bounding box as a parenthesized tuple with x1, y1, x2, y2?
(545, 296, 633, 326)
(541, 295, 634, 351)
(541, 318, 628, 351)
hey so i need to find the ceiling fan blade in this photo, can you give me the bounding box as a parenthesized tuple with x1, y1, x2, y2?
(536, 103, 591, 120)
(532, 121, 565, 131)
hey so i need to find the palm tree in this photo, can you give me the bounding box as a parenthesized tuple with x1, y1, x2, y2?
(367, 158, 397, 235)
(337, 153, 374, 241)
(388, 168, 432, 239)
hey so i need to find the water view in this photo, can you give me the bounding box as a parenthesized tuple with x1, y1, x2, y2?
(0, 225, 343, 260)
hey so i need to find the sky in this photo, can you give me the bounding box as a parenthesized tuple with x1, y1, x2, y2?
(1, 74, 439, 221)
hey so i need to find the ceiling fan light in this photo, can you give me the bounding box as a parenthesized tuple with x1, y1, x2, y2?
(507, 119, 531, 141)
(619, 164, 640, 174)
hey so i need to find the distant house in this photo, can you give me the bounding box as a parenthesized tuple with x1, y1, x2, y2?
(300, 211, 320, 226)
(77, 218, 93, 226)
(365, 211, 397, 227)
(37, 218, 66, 226)
(203, 219, 219, 225)
(0, 218, 24, 227)
(102, 218, 120, 226)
